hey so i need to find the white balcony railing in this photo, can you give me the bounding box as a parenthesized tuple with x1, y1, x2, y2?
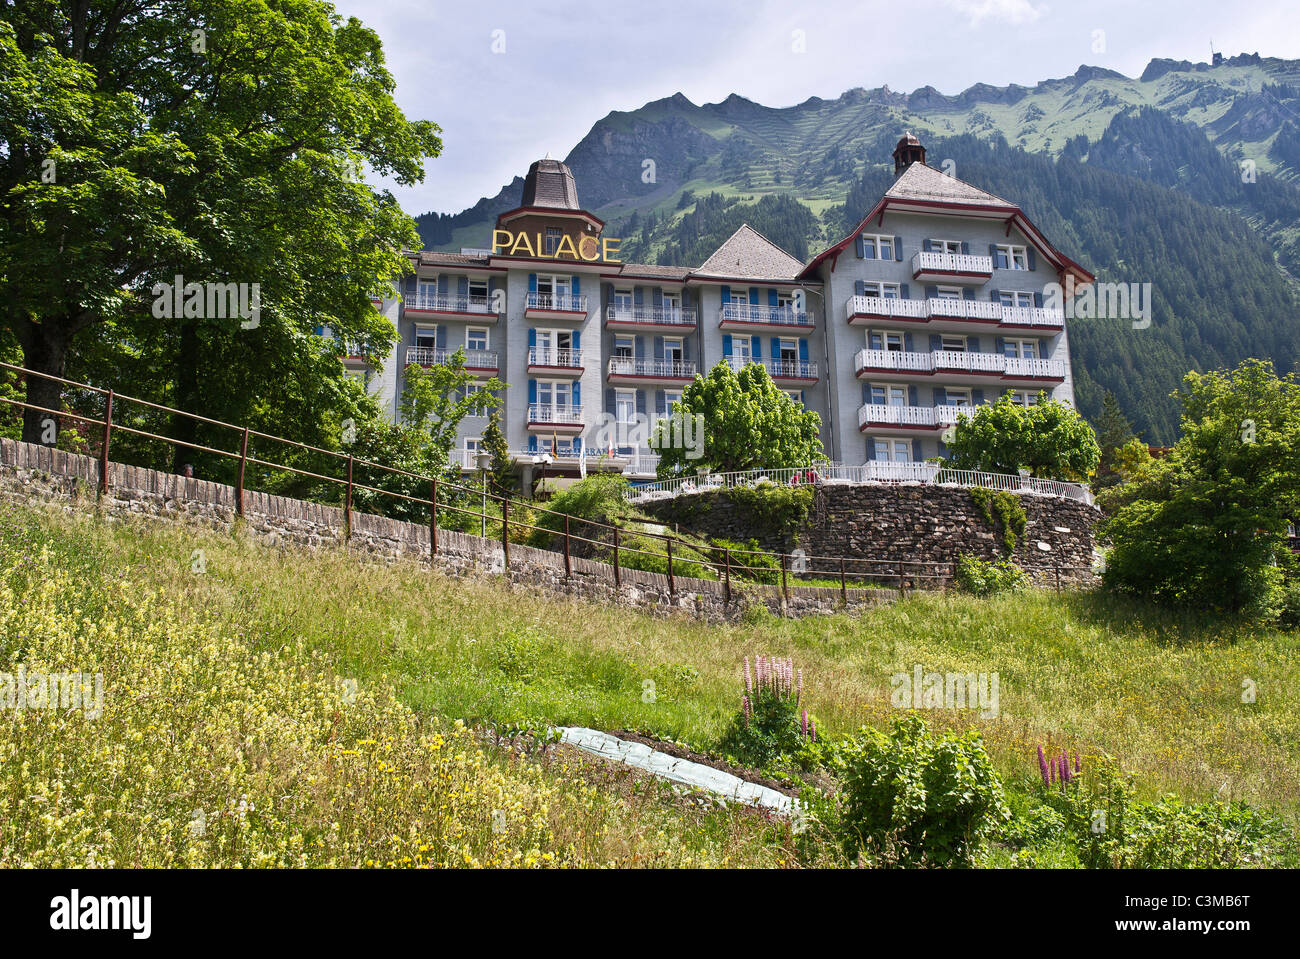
(403, 293, 496, 315)
(528, 347, 583, 369)
(925, 297, 1003, 321)
(719, 303, 811, 327)
(1001, 306, 1065, 327)
(847, 296, 1064, 328)
(527, 292, 588, 313)
(854, 348, 934, 373)
(854, 348, 1065, 379)
(605, 306, 697, 326)
(932, 350, 1004, 374)
(607, 358, 697, 379)
(846, 295, 929, 321)
(911, 250, 994, 275)
(405, 346, 498, 369)
(726, 357, 818, 379)
(857, 403, 985, 429)
(1005, 357, 1066, 378)
(527, 404, 584, 425)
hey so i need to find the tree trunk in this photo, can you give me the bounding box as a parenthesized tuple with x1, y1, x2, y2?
(16, 320, 71, 446)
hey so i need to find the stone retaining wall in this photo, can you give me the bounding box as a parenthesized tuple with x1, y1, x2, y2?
(0, 438, 893, 622)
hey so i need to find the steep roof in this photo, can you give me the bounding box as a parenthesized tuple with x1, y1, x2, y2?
(521, 158, 580, 209)
(695, 224, 805, 281)
(884, 162, 1016, 208)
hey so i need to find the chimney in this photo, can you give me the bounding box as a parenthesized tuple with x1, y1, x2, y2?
(892, 133, 926, 176)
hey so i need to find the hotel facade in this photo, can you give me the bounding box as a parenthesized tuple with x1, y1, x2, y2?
(354, 136, 1093, 485)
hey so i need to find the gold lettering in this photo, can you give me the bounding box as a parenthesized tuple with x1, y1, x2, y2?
(602, 237, 622, 263)
(509, 231, 534, 256)
(578, 235, 600, 261)
(492, 229, 512, 254)
(555, 234, 578, 259)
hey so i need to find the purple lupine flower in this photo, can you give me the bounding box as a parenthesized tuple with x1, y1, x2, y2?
(757, 655, 767, 689)
(1059, 753, 1069, 787)
(742, 694, 751, 725)
(797, 668, 803, 705)
(810, 718, 816, 742)
(1037, 745, 1050, 787)
(1074, 752, 1082, 774)
(744, 657, 753, 694)
(801, 708, 808, 738)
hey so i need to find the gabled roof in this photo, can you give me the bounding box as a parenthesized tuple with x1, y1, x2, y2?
(884, 161, 1016, 209)
(695, 224, 805, 281)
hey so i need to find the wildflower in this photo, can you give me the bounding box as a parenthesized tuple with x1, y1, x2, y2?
(1037, 745, 1050, 787)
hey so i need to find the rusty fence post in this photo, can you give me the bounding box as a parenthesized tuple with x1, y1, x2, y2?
(563, 514, 571, 579)
(430, 478, 438, 559)
(98, 389, 114, 495)
(723, 548, 731, 604)
(236, 426, 249, 516)
(501, 498, 510, 569)
(612, 527, 621, 589)
(666, 538, 675, 596)
(840, 557, 847, 603)
(344, 455, 353, 541)
(780, 553, 788, 603)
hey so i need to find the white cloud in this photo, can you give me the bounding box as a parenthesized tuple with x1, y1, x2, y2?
(945, 0, 1047, 26)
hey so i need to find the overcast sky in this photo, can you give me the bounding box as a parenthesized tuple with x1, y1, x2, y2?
(330, 0, 1300, 217)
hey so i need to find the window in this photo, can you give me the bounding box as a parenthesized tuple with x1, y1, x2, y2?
(662, 293, 680, 318)
(999, 290, 1034, 308)
(614, 289, 633, 312)
(994, 245, 1028, 270)
(536, 380, 571, 410)
(940, 334, 968, 352)
(776, 291, 796, 311)
(664, 390, 683, 411)
(613, 336, 633, 360)
(544, 228, 562, 256)
(535, 275, 571, 300)
(534, 329, 574, 363)
(418, 279, 437, 300)
(615, 389, 636, 424)
(928, 239, 961, 255)
(1002, 338, 1038, 359)
(935, 286, 963, 300)
(863, 234, 895, 259)
(779, 338, 799, 363)
(864, 282, 901, 299)
(467, 327, 489, 351)
(873, 439, 912, 462)
(731, 336, 752, 363)
(663, 338, 684, 363)
(465, 438, 481, 454)
(1007, 390, 1036, 407)
(729, 288, 750, 305)
(943, 387, 972, 407)
(784, 390, 804, 405)
(463, 383, 485, 400)
(870, 330, 905, 352)
(870, 384, 908, 406)
(415, 328, 437, 350)
(468, 278, 489, 302)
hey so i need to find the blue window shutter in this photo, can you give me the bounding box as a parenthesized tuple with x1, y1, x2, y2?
(571, 275, 580, 295)
(656, 390, 666, 415)
(682, 288, 692, 308)
(770, 337, 780, 360)
(721, 285, 731, 303)
(995, 337, 1005, 355)
(990, 288, 1001, 302)
(572, 381, 580, 407)
(635, 391, 646, 415)
(862, 383, 871, 404)
(988, 244, 997, 259)
(528, 379, 537, 404)
(929, 334, 942, 351)
(572, 330, 581, 351)
(798, 340, 809, 363)
(869, 332, 882, 349)
(574, 438, 582, 453)
(900, 283, 910, 299)
(922, 239, 932, 253)
(938, 440, 948, 458)
(436, 325, 446, 349)
(654, 336, 664, 360)
(866, 439, 877, 461)
(652, 288, 662, 308)
(750, 336, 761, 359)
(749, 287, 759, 305)
(912, 439, 922, 462)
(855, 280, 866, 296)
(894, 236, 903, 261)
(528, 329, 536, 350)
(855, 235, 865, 258)
(864, 238, 876, 260)
(457, 276, 468, 296)
(315, 323, 324, 336)
(1027, 248, 1037, 271)
(934, 386, 947, 406)
(634, 286, 643, 306)
(1033, 292, 1044, 308)
(960, 241, 969, 255)
(925, 285, 938, 298)
(605, 387, 615, 413)
(683, 338, 691, 361)
(635, 335, 645, 358)
(528, 436, 537, 453)
(969, 336, 980, 352)
(963, 288, 975, 301)
(904, 332, 914, 352)
(972, 388, 985, 405)
(438, 273, 449, 291)
(529, 273, 538, 293)
(722, 334, 732, 356)
(908, 385, 918, 406)
(768, 289, 778, 307)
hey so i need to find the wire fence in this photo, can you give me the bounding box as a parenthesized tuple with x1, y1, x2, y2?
(0, 360, 1094, 599)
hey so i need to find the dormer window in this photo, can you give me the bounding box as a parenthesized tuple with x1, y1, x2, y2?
(995, 244, 1028, 270)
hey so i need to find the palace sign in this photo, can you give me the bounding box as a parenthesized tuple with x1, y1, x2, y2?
(492, 229, 622, 262)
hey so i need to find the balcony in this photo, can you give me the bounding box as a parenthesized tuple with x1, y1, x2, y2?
(527, 405, 585, 433)
(403, 293, 498, 322)
(911, 250, 994, 283)
(527, 347, 584, 377)
(605, 305, 698, 331)
(846, 295, 1066, 331)
(525, 292, 588, 321)
(857, 403, 984, 433)
(853, 348, 1066, 384)
(726, 357, 819, 383)
(405, 346, 499, 376)
(606, 357, 697, 385)
(718, 303, 814, 332)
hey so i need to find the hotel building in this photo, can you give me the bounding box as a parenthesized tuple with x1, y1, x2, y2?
(356, 136, 1092, 485)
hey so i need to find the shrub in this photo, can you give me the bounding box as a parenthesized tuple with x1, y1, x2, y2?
(835, 715, 1008, 868)
(717, 656, 816, 769)
(953, 555, 1030, 596)
(1277, 580, 1300, 630)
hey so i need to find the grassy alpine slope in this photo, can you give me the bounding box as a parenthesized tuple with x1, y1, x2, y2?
(2, 500, 1297, 866)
